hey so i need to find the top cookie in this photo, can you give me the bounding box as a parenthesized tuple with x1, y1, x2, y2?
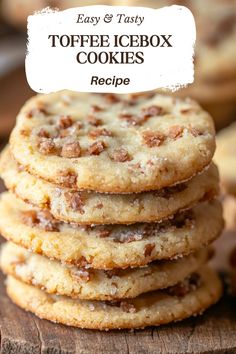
(214, 122, 236, 196)
(10, 91, 215, 193)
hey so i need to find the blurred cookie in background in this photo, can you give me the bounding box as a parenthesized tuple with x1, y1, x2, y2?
(178, 0, 236, 130)
(214, 122, 236, 230)
(0, 0, 112, 30)
(215, 122, 236, 197)
(113, 0, 236, 130)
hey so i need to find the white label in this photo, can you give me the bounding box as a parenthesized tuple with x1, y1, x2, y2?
(26, 5, 196, 93)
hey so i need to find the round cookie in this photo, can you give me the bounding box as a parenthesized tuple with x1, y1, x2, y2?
(214, 122, 236, 196)
(6, 267, 223, 330)
(10, 91, 215, 193)
(0, 147, 219, 225)
(0, 192, 224, 269)
(0, 242, 209, 301)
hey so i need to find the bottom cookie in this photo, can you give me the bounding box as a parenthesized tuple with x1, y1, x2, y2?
(6, 267, 222, 330)
(0, 242, 209, 301)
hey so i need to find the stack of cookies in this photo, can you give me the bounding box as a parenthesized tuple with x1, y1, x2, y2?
(0, 91, 224, 330)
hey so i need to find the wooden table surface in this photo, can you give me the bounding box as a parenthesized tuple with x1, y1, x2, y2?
(0, 172, 236, 353)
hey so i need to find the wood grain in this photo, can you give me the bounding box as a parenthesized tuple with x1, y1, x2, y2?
(0, 178, 236, 354)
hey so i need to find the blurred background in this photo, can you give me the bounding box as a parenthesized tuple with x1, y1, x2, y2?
(0, 0, 236, 143)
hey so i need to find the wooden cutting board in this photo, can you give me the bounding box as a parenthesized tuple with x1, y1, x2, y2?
(0, 177, 236, 354)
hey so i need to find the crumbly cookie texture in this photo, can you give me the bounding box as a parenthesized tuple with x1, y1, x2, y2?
(0, 242, 209, 301)
(214, 122, 236, 196)
(10, 91, 215, 193)
(6, 267, 222, 330)
(0, 147, 219, 225)
(0, 192, 223, 269)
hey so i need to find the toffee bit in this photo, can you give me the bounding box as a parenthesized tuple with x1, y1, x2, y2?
(75, 256, 90, 268)
(188, 125, 203, 137)
(26, 107, 49, 118)
(141, 105, 163, 118)
(70, 268, 90, 282)
(168, 125, 184, 140)
(57, 115, 73, 129)
(89, 128, 112, 138)
(129, 92, 155, 101)
(37, 210, 60, 232)
(103, 300, 137, 313)
(104, 93, 120, 104)
(98, 229, 111, 238)
(21, 210, 38, 226)
(114, 231, 144, 243)
(110, 148, 131, 162)
(64, 191, 85, 214)
(21, 210, 59, 232)
(120, 301, 137, 313)
(20, 129, 30, 137)
(153, 183, 187, 198)
(119, 112, 149, 126)
(58, 170, 77, 188)
(10, 254, 26, 267)
(87, 115, 103, 126)
(37, 128, 51, 138)
(167, 273, 201, 297)
(38, 138, 56, 155)
(91, 105, 104, 113)
(105, 269, 120, 279)
(88, 141, 106, 155)
(144, 243, 155, 257)
(61, 141, 81, 158)
(119, 113, 138, 125)
(142, 131, 165, 147)
(95, 203, 104, 209)
(172, 210, 195, 229)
